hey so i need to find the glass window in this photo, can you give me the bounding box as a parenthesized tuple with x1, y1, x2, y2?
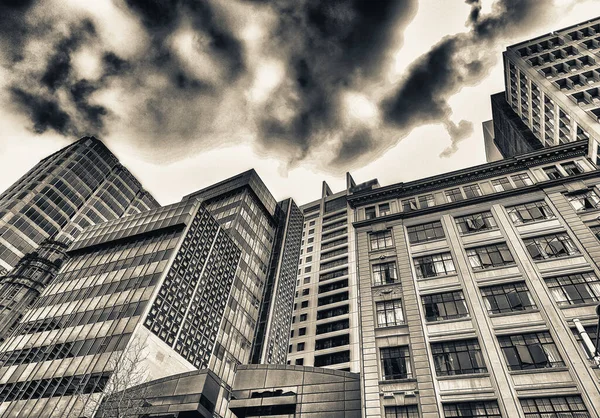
(365, 206, 376, 220)
(463, 184, 483, 198)
(406, 221, 445, 244)
(304, 266, 312, 273)
(402, 198, 417, 212)
(299, 327, 306, 336)
(369, 230, 393, 250)
(299, 314, 307, 322)
(523, 233, 579, 260)
(571, 324, 598, 359)
(297, 343, 305, 351)
(385, 405, 419, 418)
(567, 190, 600, 212)
(379, 203, 391, 216)
(380, 346, 411, 380)
(561, 161, 583, 176)
(445, 188, 464, 202)
(481, 282, 537, 314)
(413, 253, 456, 278)
(545, 272, 600, 306)
(543, 166, 563, 180)
(302, 288, 309, 296)
(467, 243, 514, 270)
(418, 194, 435, 208)
(455, 211, 497, 234)
(498, 331, 564, 370)
(507, 201, 554, 224)
(443, 401, 501, 418)
(303, 277, 310, 284)
(588, 224, 600, 241)
(521, 396, 590, 418)
(491, 177, 512, 192)
(301, 301, 309, 308)
(372, 262, 398, 286)
(512, 173, 533, 187)
(295, 358, 304, 365)
(376, 299, 404, 327)
(431, 339, 487, 376)
(422, 291, 469, 322)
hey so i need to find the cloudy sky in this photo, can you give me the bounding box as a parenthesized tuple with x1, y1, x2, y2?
(0, 0, 599, 206)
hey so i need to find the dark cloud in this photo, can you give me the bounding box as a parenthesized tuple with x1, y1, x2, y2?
(11, 88, 72, 135)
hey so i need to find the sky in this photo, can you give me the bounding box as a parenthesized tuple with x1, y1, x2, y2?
(0, 0, 599, 207)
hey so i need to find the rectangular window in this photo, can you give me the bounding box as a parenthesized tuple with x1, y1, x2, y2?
(567, 190, 600, 212)
(418, 194, 435, 208)
(445, 188, 464, 202)
(302, 288, 310, 296)
(372, 262, 398, 286)
(463, 184, 483, 198)
(544, 166, 563, 180)
(545, 272, 600, 306)
(407, 221, 445, 244)
(315, 334, 349, 350)
(572, 324, 598, 359)
(305, 256, 312, 262)
(523, 232, 579, 260)
(443, 402, 501, 418)
(295, 358, 304, 365)
(481, 282, 537, 314)
(308, 228, 314, 235)
(303, 277, 310, 284)
(491, 177, 513, 192)
(431, 339, 487, 376)
(376, 299, 404, 327)
(380, 346, 411, 380)
(507, 201, 554, 224)
(365, 206, 376, 220)
(297, 342, 305, 351)
(422, 291, 469, 322)
(521, 396, 590, 417)
(301, 301, 309, 308)
(379, 203, 391, 216)
(384, 405, 419, 418)
(561, 161, 583, 176)
(413, 253, 456, 278)
(307, 245, 313, 252)
(299, 314, 307, 322)
(512, 173, 533, 187)
(455, 211, 497, 234)
(402, 198, 417, 212)
(304, 266, 312, 273)
(369, 230, 393, 250)
(314, 350, 350, 367)
(299, 327, 306, 336)
(467, 243, 514, 270)
(498, 331, 564, 370)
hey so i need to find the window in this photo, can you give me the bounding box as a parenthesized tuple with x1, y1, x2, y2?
(299, 314, 307, 322)
(422, 291, 469, 322)
(376, 299, 404, 327)
(290, 330, 294, 338)
(463, 184, 483, 198)
(498, 331, 564, 370)
(316, 318, 349, 334)
(365, 206, 376, 220)
(418, 194, 435, 208)
(384, 405, 419, 418)
(480, 282, 537, 314)
(380, 346, 411, 380)
(308, 228, 314, 235)
(521, 396, 590, 417)
(369, 230, 393, 250)
(314, 350, 350, 367)
(315, 334, 349, 350)
(572, 324, 598, 359)
(523, 233, 579, 260)
(295, 358, 304, 365)
(431, 339, 487, 376)
(297, 343, 305, 351)
(372, 262, 398, 286)
(413, 253, 456, 278)
(588, 224, 600, 241)
(491, 177, 512, 192)
(379, 203, 391, 216)
(402, 198, 418, 212)
(302, 288, 310, 296)
(543, 166, 563, 180)
(455, 211, 497, 234)
(561, 161, 583, 176)
(301, 301, 309, 308)
(545, 272, 600, 306)
(305, 256, 312, 263)
(506, 201, 554, 224)
(304, 266, 312, 273)
(442, 401, 501, 418)
(406, 221, 445, 244)
(567, 190, 600, 211)
(288, 345, 292, 353)
(467, 243, 514, 270)
(299, 327, 306, 336)
(307, 245, 313, 252)
(512, 173, 533, 187)
(445, 188, 464, 202)
(303, 277, 310, 284)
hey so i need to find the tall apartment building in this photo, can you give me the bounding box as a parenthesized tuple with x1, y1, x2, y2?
(287, 174, 378, 373)
(0, 137, 158, 343)
(486, 16, 600, 161)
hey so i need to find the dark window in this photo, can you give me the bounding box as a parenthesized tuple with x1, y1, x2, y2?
(418, 194, 435, 208)
(295, 358, 304, 365)
(369, 230, 393, 250)
(498, 331, 564, 370)
(455, 211, 497, 234)
(561, 161, 583, 175)
(402, 198, 418, 212)
(316, 305, 349, 321)
(384, 405, 419, 418)
(299, 327, 306, 336)
(376, 299, 404, 327)
(372, 262, 398, 286)
(422, 291, 469, 322)
(301, 301, 309, 308)
(407, 221, 445, 244)
(304, 266, 311, 273)
(380, 346, 411, 380)
(523, 233, 579, 260)
(413, 253, 455, 278)
(302, 288, 310, 296)
(365, 206, 376, 220)
(588, 224, 600, 241)
(445, 188, 464, 202)
(299, 314, 307, 322)
(314, 350, 350, 367)
(511, 173, 534, 187)
(379, 203, 391, 216)
(463, 184, 483, 198)
(521, 396, 590, 417)
(545, 272, 600, 305)
(481, 282, 537, 314)
(567, 190, 600, 211)
(442, 401, 501, 418)
(303, 277, 311, 284)
(316, 318, 349, 334)
(319, 279, 348, 294)
(318, 291, 348, 306)
(544, 166, 563, 180)
(492, 177, 513, 192)
(506, 201, 554, 224)
(297, 343, 305, 351)
(467, 243, 514, 270)
(315, 334, 349, 350)
(571, 325, 598, 359)
(431, 339, 487, 376)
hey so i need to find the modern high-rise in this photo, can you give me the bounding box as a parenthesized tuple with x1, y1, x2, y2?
(485, 16, 600, 162)
(287, 173, 378, 373)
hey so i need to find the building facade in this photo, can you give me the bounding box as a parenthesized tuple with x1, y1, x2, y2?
(347, 140, 600, 417)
